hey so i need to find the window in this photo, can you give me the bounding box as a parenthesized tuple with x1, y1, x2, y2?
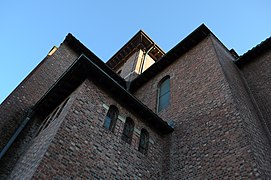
(37, 107, 59, 133)
(36, 98, 70, 137)
(138, 129, 149, 155)
(157, 76, 170, 112)
(122, 117, 134, 144)
(55, 98, 70, 119)
(104, 105, 119, 132)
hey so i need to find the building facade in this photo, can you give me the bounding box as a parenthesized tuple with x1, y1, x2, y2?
(1, 24, 271, 179)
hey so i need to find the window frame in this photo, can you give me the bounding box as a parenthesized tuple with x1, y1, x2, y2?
(138, 128, 149, 155)
(157, 76, 170, 112)
(36, 98, 70, 137)
(104, 105, 119, 132)
(121, 117, 135, 144)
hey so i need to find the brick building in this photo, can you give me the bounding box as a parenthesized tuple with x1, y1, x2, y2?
(1, 24, 271, 179)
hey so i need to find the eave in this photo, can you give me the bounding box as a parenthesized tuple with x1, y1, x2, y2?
(106, 30, 165, 70)
(129, 24, 211, 92)
(33, 54, 173, 135)
(63, 33, 127, 88)
(235, 36, 271, 67)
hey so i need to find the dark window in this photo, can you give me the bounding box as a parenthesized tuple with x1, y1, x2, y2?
(35, 98, 70, 137)
(157, 76, 170, 112)
(138, 129, 149, 155)
(122, 117, 134, 144)
(117, 70, 122, 75)
(55, 98, 70, 119)
(104, 105, 119, 132)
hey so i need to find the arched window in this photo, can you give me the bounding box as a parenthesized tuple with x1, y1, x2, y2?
(104, 105, 119, 132)
(138, 129, 149, 155)
(122, 117, 134, 144)
(157, 76, 170, 112)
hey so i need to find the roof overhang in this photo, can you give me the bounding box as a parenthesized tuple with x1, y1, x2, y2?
(130, 24, 211, 92)
(106, 30, 165, 70)
(235, 36, 271, 67)
(33, 54, 173, 134)
(32, 24, 216, 134)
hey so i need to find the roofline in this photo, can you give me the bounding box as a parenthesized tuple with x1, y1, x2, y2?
(63, 33, 127, 88)
(106, 30, 165, 69)
(235, 36, 271, 67)
(129, 24, 212, 92)
(33, 43, 173, 134)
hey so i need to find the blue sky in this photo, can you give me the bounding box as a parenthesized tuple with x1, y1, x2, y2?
(0, 0, 270, 103)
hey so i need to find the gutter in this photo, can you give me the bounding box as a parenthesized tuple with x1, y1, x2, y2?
(0, 110, 33, 159)
(31, 54, 173, 134)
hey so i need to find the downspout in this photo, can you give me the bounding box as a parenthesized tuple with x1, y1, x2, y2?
(0, 109, 33, 159)
(139, 45, 155, 74)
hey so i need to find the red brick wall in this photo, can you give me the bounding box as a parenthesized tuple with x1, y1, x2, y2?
(212, 36, 271, 178)
(0, 44, 79, 151)
(239, 50, 271, 132)
(13, 79, 167, 179)
(134, 36, 260, 178)
(8, 92, 77, 179)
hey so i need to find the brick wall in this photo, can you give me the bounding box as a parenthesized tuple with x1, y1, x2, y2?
(211, 35, 271, 178)
(0, 114, 40, 178)
(7, 92, 76, 179)
(11, 79, 167, 179)
(0, 43, 79, 151)
(239, 50, 271, 132)
(134, 36, 260, 178)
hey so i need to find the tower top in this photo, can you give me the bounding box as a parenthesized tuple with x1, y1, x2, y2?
(106, 30, 165, 70)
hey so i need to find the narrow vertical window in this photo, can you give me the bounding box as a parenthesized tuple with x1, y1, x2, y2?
(157, 76, 170, 112)
(122, 117, 134, 144)
(55, 97, 70, 119)
(138, 129, 149, 155)
(104, 105, 119, 132)
(35, 98, 70, 137)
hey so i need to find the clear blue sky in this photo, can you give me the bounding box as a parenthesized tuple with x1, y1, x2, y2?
(0, 0, 270, 103)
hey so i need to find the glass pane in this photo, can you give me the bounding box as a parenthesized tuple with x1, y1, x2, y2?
(123, 123, 129, 136)
(140, 134, 145, 146)
(106, 106, 118, 132)
(159, 92, 170, 111)
(160, 79, 170, 96)
(104, 116, 111, 129)
(111, 111, 117, 120)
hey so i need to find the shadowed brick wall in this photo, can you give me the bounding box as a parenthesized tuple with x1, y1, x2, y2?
(211, 35, 271, 178)
(238, 51, 271, 133)
(134, 36, 262, 179)
(10, 79, 167, 179)
(7, 92, 76, 179)
(0, 43, 79, 151)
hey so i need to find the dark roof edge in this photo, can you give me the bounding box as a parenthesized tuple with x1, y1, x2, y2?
(165, 24, 211, 59)
(106, 30, 165, 69)
(82, 55, 173, 134)
(32, 54, 83, 112)
(0, 48, 54, 105)
(62, 33, 127, 88)
(33, 52, 173, 134)
(235, 36, 271, 67)
(130, 24, 211, 92)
